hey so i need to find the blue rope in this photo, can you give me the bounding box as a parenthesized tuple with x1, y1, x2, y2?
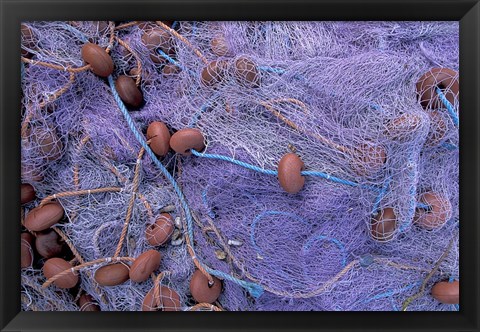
(250, 211, 308, 257)
(108, 75, 264, 298)
(190, 149, 381, 192)
(188, 91, 223, 128)
(191, 149, 278, 176)
(155, 49, 196, 76)
(370, 103, 385, 113)
(416, 202, 430, 210)
(371, 176, 392, 214)
(61, 23, 89, 43)
(171, 21, 179, 30)
(302, 234, 348, 267)
(363, 281, 421, 304)
(201, 188, 216, 219)
(258, 66, 287, 74)
(192, 21, 197, 35)
(391, 296, 399, 311)
(441, 142, 458, 150)
(436, 87, 459, 127)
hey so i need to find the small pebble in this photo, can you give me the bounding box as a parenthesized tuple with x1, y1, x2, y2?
(160, 205, 175, 213)
(359, 254, 374, 267)
(215, 250, 227, 260)
(227, 239, 243, 247)
(174, 216, 182, 229)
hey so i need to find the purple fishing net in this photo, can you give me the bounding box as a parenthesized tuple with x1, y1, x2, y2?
(21, 21, 459, 312)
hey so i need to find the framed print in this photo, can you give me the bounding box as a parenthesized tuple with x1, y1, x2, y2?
(1, 0, 479, 331)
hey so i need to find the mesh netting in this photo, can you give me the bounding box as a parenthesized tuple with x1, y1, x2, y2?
(21, 21, 459, 312)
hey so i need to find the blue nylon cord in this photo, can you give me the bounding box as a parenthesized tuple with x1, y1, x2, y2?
(156, 49, 196, 76)
(190, 149, 381, 192)
(363, 281, 421, 304)
(303, 234, 348, 267)
(191, 149, 278, 176)
(61, 23, 89, 43)
(441, 142, 458, 150)
(258, 66, 287, 74)
(371, 176, 392, 214)
(201, 188, 216, 219)
(436, 87, 459, 127)
(416, 202, 430, 210)
(108, 75, 264, 298)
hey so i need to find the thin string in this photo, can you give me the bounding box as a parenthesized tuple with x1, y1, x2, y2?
(436, 87, 459, 127)
(190, 149, 381, 192)
(108, 75, 264, 298)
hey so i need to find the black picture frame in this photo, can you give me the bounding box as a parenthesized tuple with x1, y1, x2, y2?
(1, 0, 479, 331)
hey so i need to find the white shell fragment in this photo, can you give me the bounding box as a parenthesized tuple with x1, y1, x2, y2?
(227, 239, 243, 247)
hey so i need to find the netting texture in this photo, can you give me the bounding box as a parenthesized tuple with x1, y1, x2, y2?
(21, 21, 459, 312)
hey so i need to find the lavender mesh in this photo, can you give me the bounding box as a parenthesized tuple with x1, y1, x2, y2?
(21, 21, 459, 312)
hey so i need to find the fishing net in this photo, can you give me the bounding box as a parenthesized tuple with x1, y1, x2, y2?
(21, 21, 459, 312)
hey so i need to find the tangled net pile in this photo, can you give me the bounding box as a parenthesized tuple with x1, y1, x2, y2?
(20, 21, 459, 312)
